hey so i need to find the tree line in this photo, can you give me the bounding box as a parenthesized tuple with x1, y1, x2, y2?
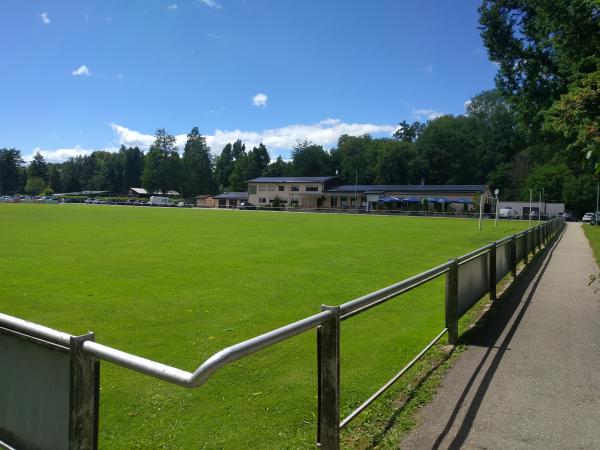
(1, 1, 598, 214)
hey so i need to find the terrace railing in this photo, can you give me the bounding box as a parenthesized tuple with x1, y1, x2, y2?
(0, 217, 565, 449)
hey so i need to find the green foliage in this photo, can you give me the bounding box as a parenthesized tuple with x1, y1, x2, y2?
(393, 120, 425, 143)
(214, 143, 234, 190)
(374, 140, 417, 184)
(291, 140, 332, 176)
(182, 127, 216, 197)
(480, 0, 600, 145)
(141, 128, 181, 194)
(24, 176, 46, 195)
(29, 152, 48, 181)
(0, 148, 24, 194)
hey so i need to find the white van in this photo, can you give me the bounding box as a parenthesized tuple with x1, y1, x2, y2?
(499, 207, 519, 219)
(148, 196, 170, 206)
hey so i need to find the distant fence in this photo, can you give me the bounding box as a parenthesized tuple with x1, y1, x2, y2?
(0, 218, 565, 449)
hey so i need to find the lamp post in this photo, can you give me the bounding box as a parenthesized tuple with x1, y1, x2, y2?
(494, 188, 500, 228)
(528, 189, 533, 227)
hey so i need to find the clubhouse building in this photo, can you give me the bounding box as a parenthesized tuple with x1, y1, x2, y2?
(246, 177, 493, 212)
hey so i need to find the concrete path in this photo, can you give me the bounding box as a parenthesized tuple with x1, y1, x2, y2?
(401, 223, 600, 450)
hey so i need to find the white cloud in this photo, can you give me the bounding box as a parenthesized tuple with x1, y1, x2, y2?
(200, 0, 220, 8)
(207, 32, 222, 40)
(24, 146, 111, 164)
(420, 64, 433, 74)
(41, 12, 51, 24)
(168, 4, 178, 10)
(411, 108, 445, 121)
(110, 119, 397, 157)
(252, 93, 268, 108)
(72, 65, 91, 76)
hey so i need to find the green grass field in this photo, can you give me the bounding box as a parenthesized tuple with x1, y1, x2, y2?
(0, 204, 528, 449)
(583, 223, 600, 265)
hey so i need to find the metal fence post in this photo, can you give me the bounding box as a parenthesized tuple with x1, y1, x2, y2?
(489, 243, 497, 300)
(510, 235, 517, 277)
(445, 259, 459, 345)
(317, 305, 340, 450)
(523, 231, 529, 265)
(69, 333, 99, 450)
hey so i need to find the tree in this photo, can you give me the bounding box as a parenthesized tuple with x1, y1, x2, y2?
(263, 156, 291, 177)
(48, 164, 62, 193)
(231, 139, 246, 160)
(333, 134, 376, 184)
(29, 152, 48, 181)
(416, 115, 484, 184)
(479, 0, 600, 133)
(141, 129, 180, 194)
(393, 120, 425, 143)
(119, 146, 145, 190)
(291, 140, 332, 176)
(25, 176, 46, 196)
(182, 127, 216, 197)
(228, 153, 249, 191)
(214, 143, 234, 190)
(0, 148, 24, 194)
(244, 143, 270, 181)
(374, 140, 417, 184)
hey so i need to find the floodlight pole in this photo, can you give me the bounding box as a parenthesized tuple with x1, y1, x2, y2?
(538, 191, 542, 224)
(478, 194, 484, 231)
(528, 189, 532, 227)
(494, 195, 499, 228)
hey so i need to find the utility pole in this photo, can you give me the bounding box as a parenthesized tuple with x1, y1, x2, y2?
(478, 194, 484, 231)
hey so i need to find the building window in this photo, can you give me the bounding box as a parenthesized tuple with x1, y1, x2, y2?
(268, 185, 276, 191)
(259, 184, 266, 191)
(291, 199, 299, 206)
(331, 196, 338, 207)
(306, 185, 318, 192)
(278, 185, 285, 191)
(248, 185, 257, 194)
(351, 196, 356, 207)
(259, 197, 266, 203)
(341, 196, 348, 207)
(291, 185, 299, 192)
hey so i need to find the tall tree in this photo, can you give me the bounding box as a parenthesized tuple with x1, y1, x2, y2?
(263, 156, 291, 177)
(479, 0, 600, 138)
(393, 120, 425, 143)
(47, 164, 62, 193)
(214, 143, 234, 190)
(141, 128, 180, 194)
(231, 139, 246, 160)
(0, 148, 24, 194)
(119, 146, 145, 190)
(29, 152, 48, 181)
(374, 140, 417, 184)
(182, 127, 216, 197)
(291, 140, 332, 176)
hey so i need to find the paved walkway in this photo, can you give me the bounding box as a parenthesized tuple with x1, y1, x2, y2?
(401, 223, 600, 449)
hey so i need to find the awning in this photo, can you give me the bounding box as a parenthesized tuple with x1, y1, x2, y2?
(378, 196, 402, 203)
(451, 198, 474, 205)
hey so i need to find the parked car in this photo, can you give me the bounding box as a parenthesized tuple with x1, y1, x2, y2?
(583, 212, 594, 223)
(498, 207, 519, 219)
(560, 212, 576, 222)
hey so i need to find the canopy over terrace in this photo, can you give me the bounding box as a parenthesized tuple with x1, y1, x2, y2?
(322, 184, 489, 211)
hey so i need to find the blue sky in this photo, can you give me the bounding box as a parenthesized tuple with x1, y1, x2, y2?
(0, 0, 497, 161)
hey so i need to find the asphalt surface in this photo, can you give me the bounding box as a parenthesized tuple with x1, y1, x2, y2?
(401, 223, 600, 450)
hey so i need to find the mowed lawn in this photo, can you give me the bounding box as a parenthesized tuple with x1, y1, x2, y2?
(0, 204, 528, 448)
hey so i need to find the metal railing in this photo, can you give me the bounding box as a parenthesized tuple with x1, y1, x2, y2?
(0, 217, 565, 449)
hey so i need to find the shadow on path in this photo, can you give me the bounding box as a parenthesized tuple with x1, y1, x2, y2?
(430, 229, 566, 450)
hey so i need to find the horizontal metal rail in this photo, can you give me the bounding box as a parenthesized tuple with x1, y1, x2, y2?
(0, 310, 332, 388)
(339, 327, 448, 429)
(339, 261, 453, 318)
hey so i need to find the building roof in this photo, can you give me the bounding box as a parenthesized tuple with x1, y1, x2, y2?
(325, 184, 488, 193)
(248, 176, 337, 183)
(212, 192, 249, 200)
(194, 194, 213, 199)
(130, 187, 148, 195)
